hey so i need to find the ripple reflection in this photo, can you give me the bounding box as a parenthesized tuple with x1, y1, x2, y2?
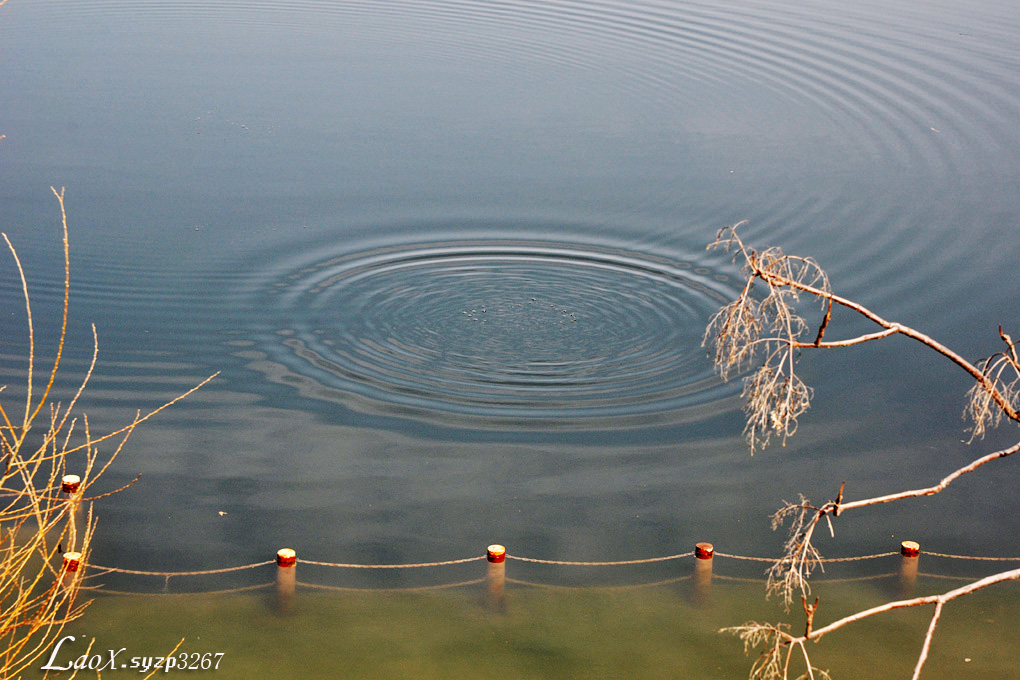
(240, 238, 741, 429)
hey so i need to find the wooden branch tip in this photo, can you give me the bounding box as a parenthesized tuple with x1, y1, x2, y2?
(997, 325, 1013, 347)
(813, 298, 833, 346)
(1000, 326, 1019, 367)
(802, 596, 819, 638)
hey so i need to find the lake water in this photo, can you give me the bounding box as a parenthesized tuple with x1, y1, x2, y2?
(3, 0, 1020, 676)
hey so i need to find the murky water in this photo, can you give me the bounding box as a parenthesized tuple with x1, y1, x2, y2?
(57, 574, 1020, 679)
(3, 0, 1020, 675)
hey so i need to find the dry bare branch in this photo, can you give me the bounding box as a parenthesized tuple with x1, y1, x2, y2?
(707, 225, 1020, 678)
(728, 569, 1020, 680)
(964, 330, 1020, 440)
(766, 497, 826, 607)
(722, 621, 832, 680)
(762, 436, 1020, 610)
(703, 224, 832, 452)
(836, 439, 1020, 512)
(723, 622, 788, 680)
(0, 189, 214, 677)
(704, 223, 1019, 454)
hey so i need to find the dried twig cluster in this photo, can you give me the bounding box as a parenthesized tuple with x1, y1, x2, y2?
(703, 224, 831, 453)
(964, 326, 1020, 440)
(723, 619, 832, 680)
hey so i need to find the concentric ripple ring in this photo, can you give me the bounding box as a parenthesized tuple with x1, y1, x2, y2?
(245, 238, 741, 428)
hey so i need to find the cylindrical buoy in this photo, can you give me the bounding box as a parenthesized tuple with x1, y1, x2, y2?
(62, 552, 82, 572)
(691, 542, 714, 607)
(61, 474, 81, 495)
(487, 544, 506, 563)
(898, 540, 919, 595)
(486, 544, 506, 612)
(276, 548, 297, 613)
(277, 548, 297, 567)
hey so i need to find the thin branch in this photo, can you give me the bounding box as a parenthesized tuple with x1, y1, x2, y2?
(1000, 327, 1019, 370)
(911, 601, 943, 680)
(813, 298, 832, 345)
(2, 233, 35, 445)
(728, 569, 1020, 680)
(766, 438, 1019, 605)
(704, 224, 1019, 455)
(26, 188, 71, 429)
(80, 474, 143, 501)
(0, 191, 213, 677)
(838, 439, 1020, 512)
(793, 327, 899, 348)
(808, 568, 1020, 641)
(753, 267, 1018, 424)
(61, 372, 219, 457)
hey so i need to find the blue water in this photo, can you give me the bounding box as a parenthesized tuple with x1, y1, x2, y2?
(2, 0, 1020, 674)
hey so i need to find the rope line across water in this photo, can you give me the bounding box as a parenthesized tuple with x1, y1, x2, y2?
(712, 552, 774, 563)
(506, 575, 691, 591)
(88, 560, 275, 577)
(295, 578, 485, 593)
(81, 583, 275, 597)
(714, 551, 898, 563)
(82, 547, 1016, 580)
(923, 551, 1020, 561)
(299, 556, 486, 569)
(506, 551, 694, 566)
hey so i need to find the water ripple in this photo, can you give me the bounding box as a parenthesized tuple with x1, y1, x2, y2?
(239, 238, 740, 428)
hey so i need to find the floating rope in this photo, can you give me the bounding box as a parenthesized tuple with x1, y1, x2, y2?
(81, 546, 1020, 584)
(295, 578, 485, 593)
(714, 551, 898, 563)
(88, 560, 274, 577)
(299, 555, 486, 569)
(506, 551, 694, 566)
(922, 551, 1020, 561)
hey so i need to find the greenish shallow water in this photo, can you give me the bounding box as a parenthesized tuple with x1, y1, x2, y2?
(62, 576, 1020, 679)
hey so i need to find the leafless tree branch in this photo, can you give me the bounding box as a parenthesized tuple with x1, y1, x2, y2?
(728, 569, 1020, 680)
(0, 189, 215, 676)
(706, 224, 1020, 678)
(704, 224, 1019, 454)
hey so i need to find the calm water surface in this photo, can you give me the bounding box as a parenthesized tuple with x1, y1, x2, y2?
(2, 0, 1020, 675)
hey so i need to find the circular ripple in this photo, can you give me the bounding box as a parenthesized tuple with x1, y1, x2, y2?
(245, 239, 740, 427)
